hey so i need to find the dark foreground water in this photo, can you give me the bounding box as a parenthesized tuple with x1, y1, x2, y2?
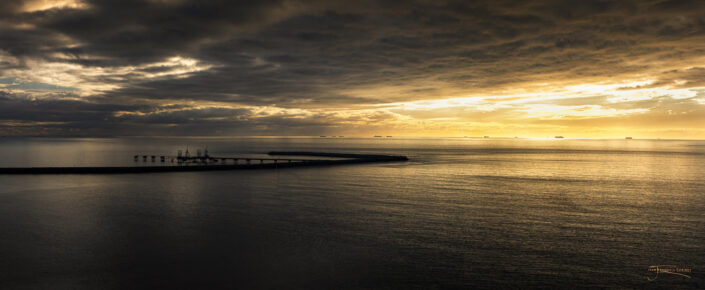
(0, 137, 703, 289)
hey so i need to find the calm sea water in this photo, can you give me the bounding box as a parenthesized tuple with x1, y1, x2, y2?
(0, 137, 703, 289)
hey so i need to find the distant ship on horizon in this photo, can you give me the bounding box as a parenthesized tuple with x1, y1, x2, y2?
(555, 136, 564, 139)
(625, 137, 633, 139)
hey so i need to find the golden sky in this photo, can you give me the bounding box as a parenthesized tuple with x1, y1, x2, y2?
(0, 0, 704, 138)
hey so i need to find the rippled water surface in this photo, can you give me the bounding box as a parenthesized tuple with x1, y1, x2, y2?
(0, 137, 703, 289)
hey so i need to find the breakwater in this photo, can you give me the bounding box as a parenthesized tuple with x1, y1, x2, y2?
(0, 152, 408, 174)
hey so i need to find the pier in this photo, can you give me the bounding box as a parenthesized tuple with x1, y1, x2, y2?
(0, 152, 408, 174)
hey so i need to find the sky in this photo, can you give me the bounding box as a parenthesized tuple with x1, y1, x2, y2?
(1, 0, 704, 138)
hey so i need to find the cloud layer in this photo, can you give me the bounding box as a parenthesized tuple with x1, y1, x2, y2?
(1, 0, 705, 137)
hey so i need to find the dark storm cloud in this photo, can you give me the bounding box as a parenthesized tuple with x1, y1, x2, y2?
(0, 1, 25, 16)
(0, 91, 315, 136)
(650, 67, 705, 88)
(6, 0, 289, 65)
(0, 92, 139, 123)
(1, 0, 705, 136)
(0, 91, 394, 136)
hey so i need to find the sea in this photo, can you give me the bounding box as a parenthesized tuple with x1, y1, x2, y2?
(0, 137, 703, 289)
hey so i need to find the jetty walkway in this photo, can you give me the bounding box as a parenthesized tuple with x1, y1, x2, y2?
(0, 152, 408, 174)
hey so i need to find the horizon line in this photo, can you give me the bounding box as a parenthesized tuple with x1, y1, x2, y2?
(1, 135, 704, 141)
